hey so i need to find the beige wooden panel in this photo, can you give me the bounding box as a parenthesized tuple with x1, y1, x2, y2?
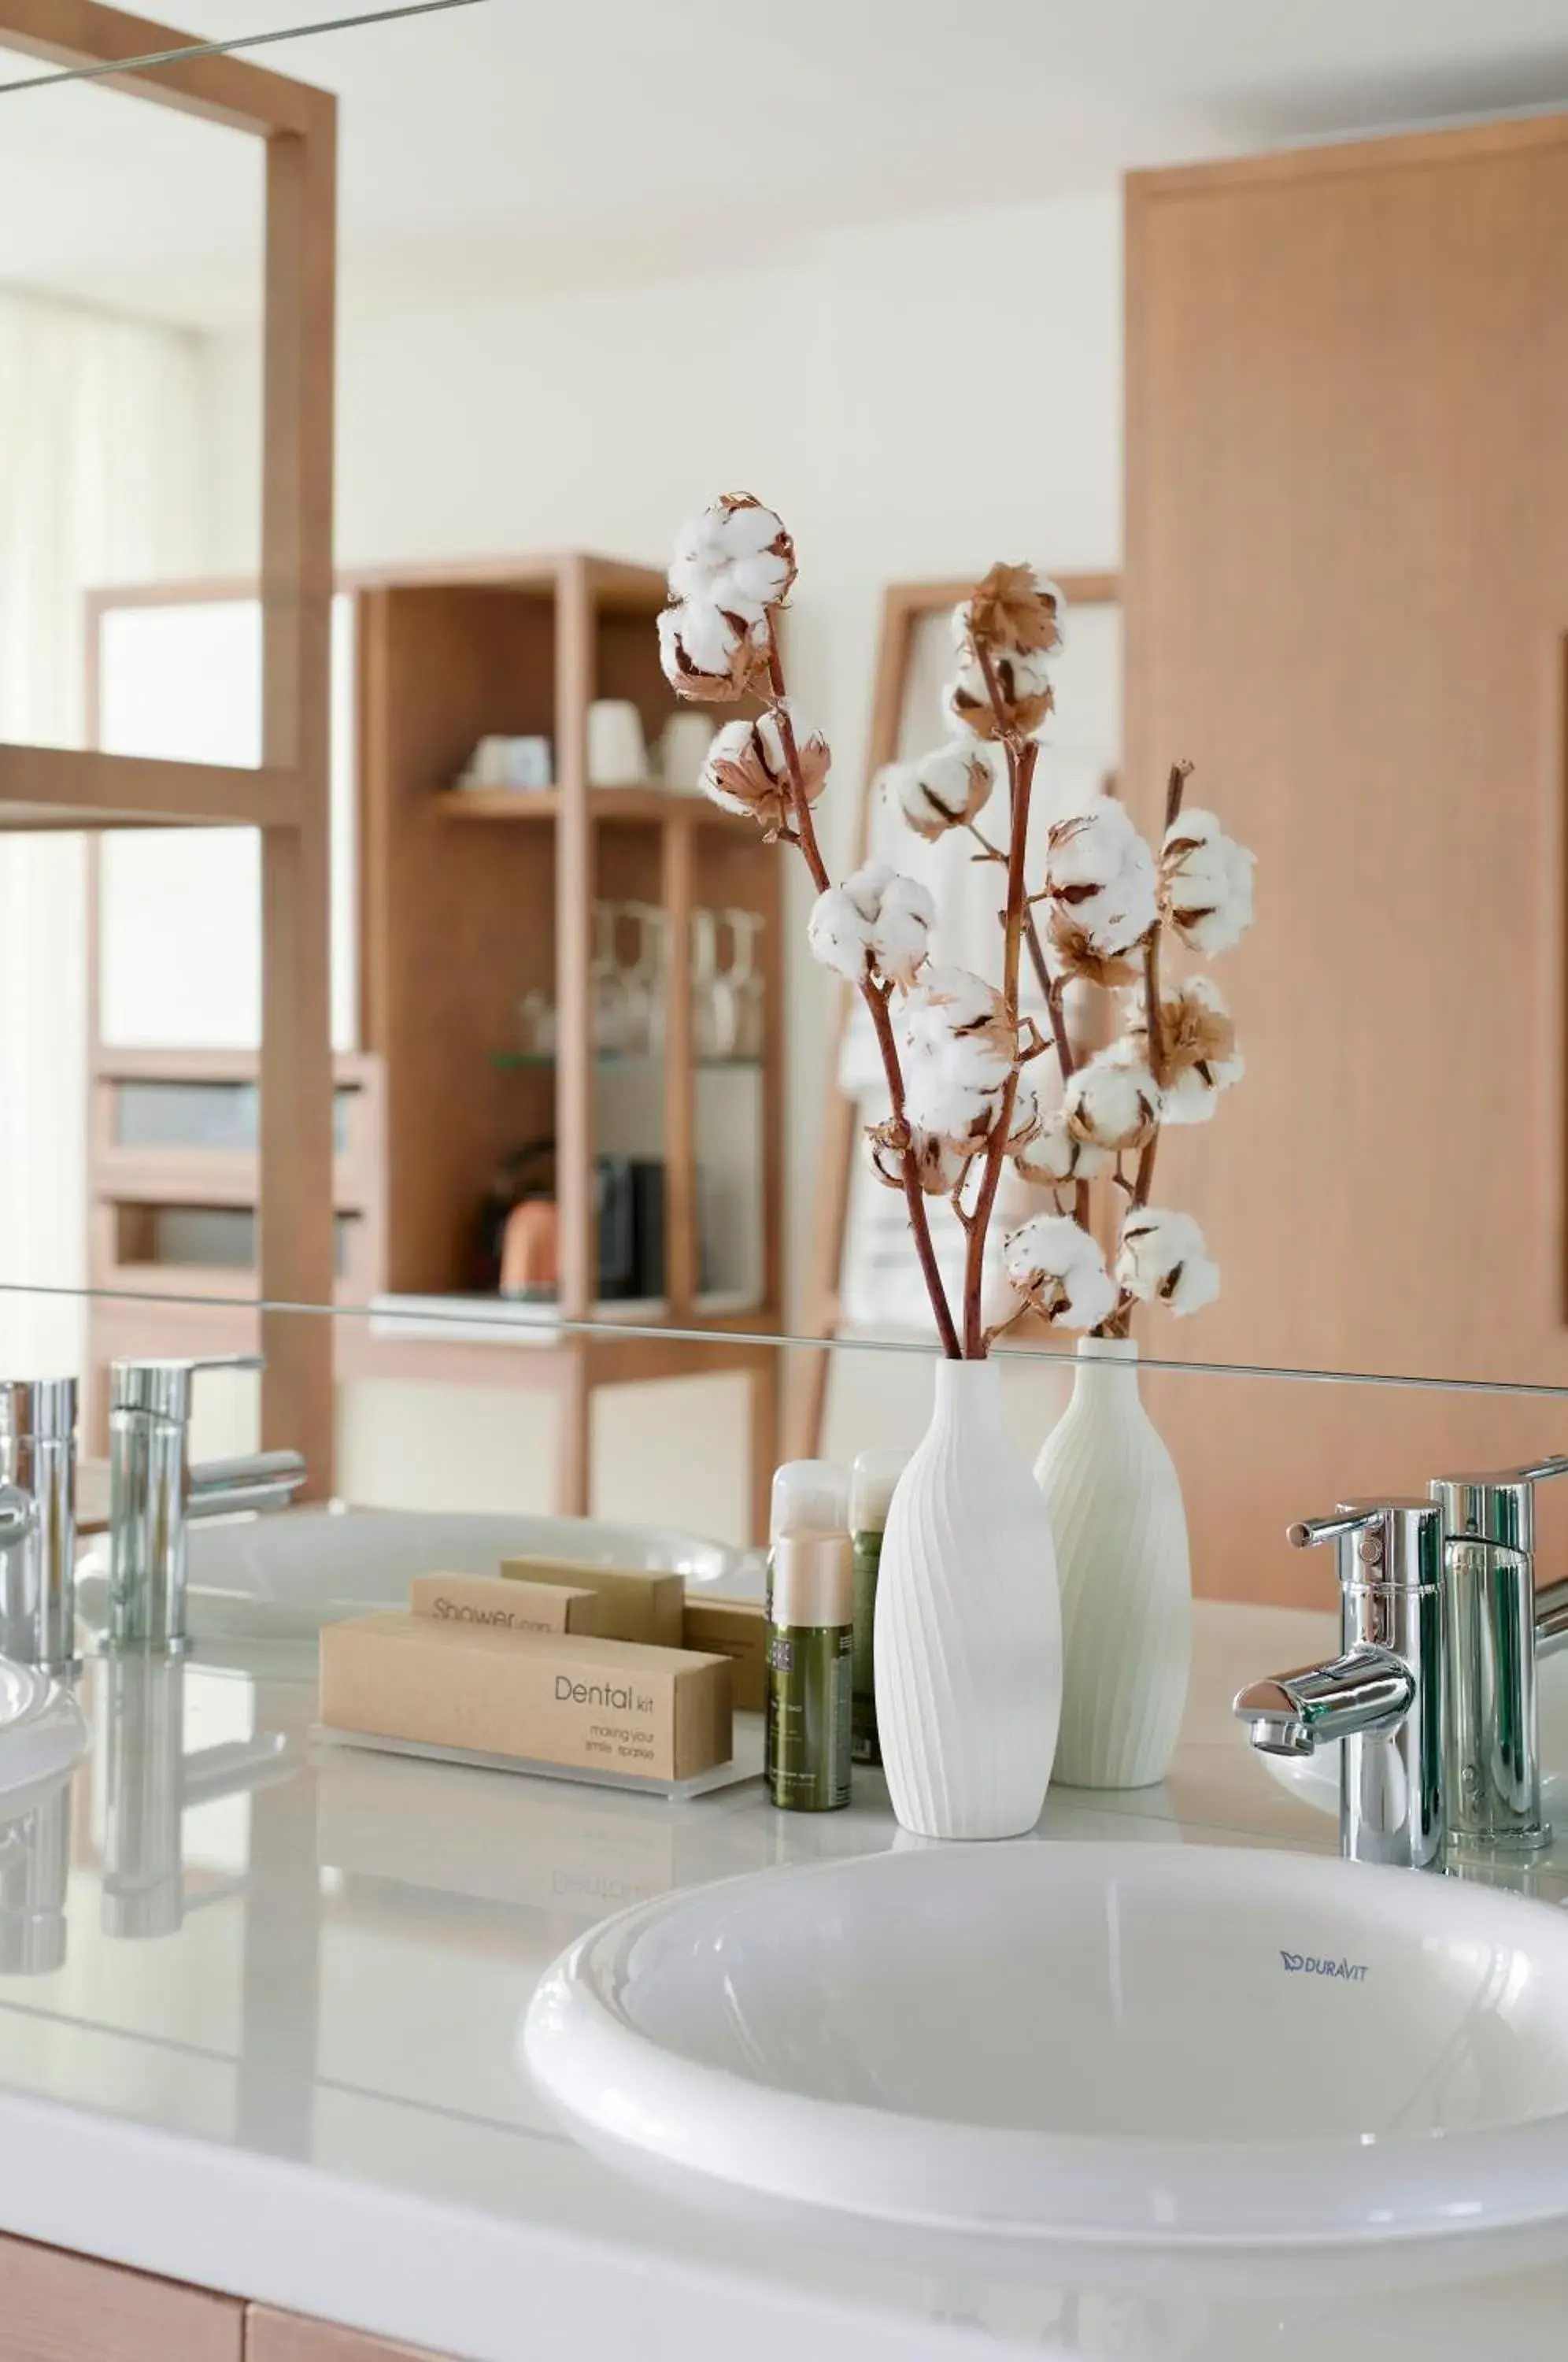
(0, 2232, 241, 2362)
(1124, 120, 1568, 1601)
(245, 2304, 445, 2362)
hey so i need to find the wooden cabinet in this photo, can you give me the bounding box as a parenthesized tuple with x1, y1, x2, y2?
(0, 2238, 454, 2362)
(244, 2308, 443, 2361)
(0, 2232, 242, 2362)
(1124, 113, 1568, 1601)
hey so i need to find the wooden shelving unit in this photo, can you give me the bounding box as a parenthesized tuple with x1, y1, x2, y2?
(87, 552, 784, 1537)
(9, 2, 338, 1492)
(357, 551, 784, 1531)
(437, 783, 755, 829)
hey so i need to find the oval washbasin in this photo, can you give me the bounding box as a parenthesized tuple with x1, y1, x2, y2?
(76, 1505, 756, 1657)
(523, 1839, 1568, 2268)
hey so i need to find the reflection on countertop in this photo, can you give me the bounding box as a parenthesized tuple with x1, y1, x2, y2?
(0, 1601, 1564, 2361)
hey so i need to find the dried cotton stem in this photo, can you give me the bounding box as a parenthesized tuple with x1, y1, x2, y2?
(765, 617, 962, 1361)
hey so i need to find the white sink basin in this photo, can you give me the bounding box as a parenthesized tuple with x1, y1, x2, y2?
(76, 1505, 756, 1662)
(524, 1839, 1568, 2277)
(0, 1657, 88, 1816)
(1258, 1647, 1568, 1823)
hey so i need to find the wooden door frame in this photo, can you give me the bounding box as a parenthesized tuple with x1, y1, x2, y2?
(0, 2, 337, 1485)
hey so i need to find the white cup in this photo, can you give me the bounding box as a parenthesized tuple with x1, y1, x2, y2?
(660, 710, 716, 793)
(504, 735, 553, 790)
(586, 700, 649, 787)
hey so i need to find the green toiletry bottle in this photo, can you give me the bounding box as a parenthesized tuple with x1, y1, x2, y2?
(849, 1446, 911, 1768)
(767, 1531, 854, 1812)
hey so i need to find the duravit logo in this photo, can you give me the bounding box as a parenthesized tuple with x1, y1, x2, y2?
(1280, 1949, 1369, 1983)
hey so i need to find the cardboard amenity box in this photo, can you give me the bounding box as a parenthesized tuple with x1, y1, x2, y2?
(320, 1612, 734, 1783)
(680, 1594, 767, 1713)
(410, 1571, 599, 1635)
(497, 1556, 685, 1648)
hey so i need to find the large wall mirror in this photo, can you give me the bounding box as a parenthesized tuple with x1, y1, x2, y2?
(5, 2, 1568, 1585)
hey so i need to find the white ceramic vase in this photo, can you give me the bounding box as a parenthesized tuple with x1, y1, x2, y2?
(875, 1358, 1062, 1840)
(1034, 1338, 1192, 1790)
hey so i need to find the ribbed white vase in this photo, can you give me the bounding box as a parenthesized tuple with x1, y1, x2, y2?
(875, 1359, 1062, 1841)
(1034, 1338, 1192, 1790)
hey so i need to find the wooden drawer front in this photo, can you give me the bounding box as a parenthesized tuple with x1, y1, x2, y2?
(245, 2308, 447, 2360)
(0, 2231, 242, 2362)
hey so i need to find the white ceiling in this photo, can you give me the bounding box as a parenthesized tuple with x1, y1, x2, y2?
(6, 0, 1568, 328)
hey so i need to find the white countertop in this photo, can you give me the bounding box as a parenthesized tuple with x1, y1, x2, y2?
(3, 1601, 1568, 2362)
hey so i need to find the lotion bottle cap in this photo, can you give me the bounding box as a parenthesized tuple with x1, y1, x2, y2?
(770, 1459, 849, 1546)
(849, 1446, 911, 1536)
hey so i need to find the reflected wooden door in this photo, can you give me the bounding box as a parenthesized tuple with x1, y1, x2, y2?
(1124, 118, 1568, 1602)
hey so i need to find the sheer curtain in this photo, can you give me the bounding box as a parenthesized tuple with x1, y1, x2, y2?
(0, 284, 210, 1375)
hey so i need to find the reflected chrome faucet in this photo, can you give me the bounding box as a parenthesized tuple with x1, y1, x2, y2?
(1429, 1457, 1568, 1853)
(0, 1378, 79, 1673)
(108, 1356, 306, 1654)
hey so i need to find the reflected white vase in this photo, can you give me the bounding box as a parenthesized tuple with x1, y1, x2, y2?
(1034, 1338, 1192, 1790)
(875, 1359, 1062, 1840)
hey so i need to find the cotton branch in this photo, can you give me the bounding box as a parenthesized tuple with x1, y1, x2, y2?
(766, 618, 963, 1360)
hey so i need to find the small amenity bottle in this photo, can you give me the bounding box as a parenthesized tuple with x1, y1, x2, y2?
(767, 1531, 854, 1812)
(849, 1447, 910, 1768)
(766, 1460, 848, 1617)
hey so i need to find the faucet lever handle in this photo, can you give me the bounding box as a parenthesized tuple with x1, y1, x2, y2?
(1287, 1508, 1381, 1551)
(110, 1354, 265, 1423)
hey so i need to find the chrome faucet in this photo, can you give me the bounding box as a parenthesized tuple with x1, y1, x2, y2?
(0, 1379, 80, 1674)
(108, 1356, 306, 1654)
(1429, 1456, 1568, 1853)
(1234, 1500, 1450, 1868)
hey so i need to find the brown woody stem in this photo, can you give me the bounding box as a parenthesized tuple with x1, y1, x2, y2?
(961, 702, 1036, 1355)
(765, 615, 962, 1360)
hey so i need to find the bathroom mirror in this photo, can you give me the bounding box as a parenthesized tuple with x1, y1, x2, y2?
(8, 0, 1568, 1622)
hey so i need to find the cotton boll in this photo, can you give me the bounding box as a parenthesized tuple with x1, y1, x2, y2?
(897, 966, 1015, 1070)
(893, 745, 993, 842)
(870, 873, 936, 988)
(668, 495, 796, 619)
(808, 887, 873, 982)
(1116, 1208, 1220, 1316)
(1002, 1213, 1118, 1332)
(841, 861, 895, 922)
(1045, 801, 1158, 957)
(1161, 809, 1257, 957)
(1046, 799, 1141, 897)
(865, 1126, 968, 1198)
(1013, 1111, 1111, 1196)
(897, 966, 1016, 1150)
(1045, 906, 1145, 989)
(828, 864, 935, 989)
(660, 600, 771, 703)
(1064, 1043, 1161, 1153)
(1130, 973, 1244, 1126)
(1161, 1056, 1246, 1124)
(960, 565, 1066, 658)
(699, 701, 829, 831)
(945, 648, 1054, 742)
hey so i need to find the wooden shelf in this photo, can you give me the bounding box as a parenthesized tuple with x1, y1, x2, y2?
(438, 784, 755, 830)
(492, 1051, 764, 1073)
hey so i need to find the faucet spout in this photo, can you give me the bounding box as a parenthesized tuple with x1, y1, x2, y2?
(1234, 1648, 1415, 1760)
(1536, 1575, 1568, 1659)
(187, 1451, 306, 1522)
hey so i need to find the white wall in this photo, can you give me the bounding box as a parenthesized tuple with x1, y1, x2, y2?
(209, 187, 1123, 1520)
(215, 184, 1122, 1284)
